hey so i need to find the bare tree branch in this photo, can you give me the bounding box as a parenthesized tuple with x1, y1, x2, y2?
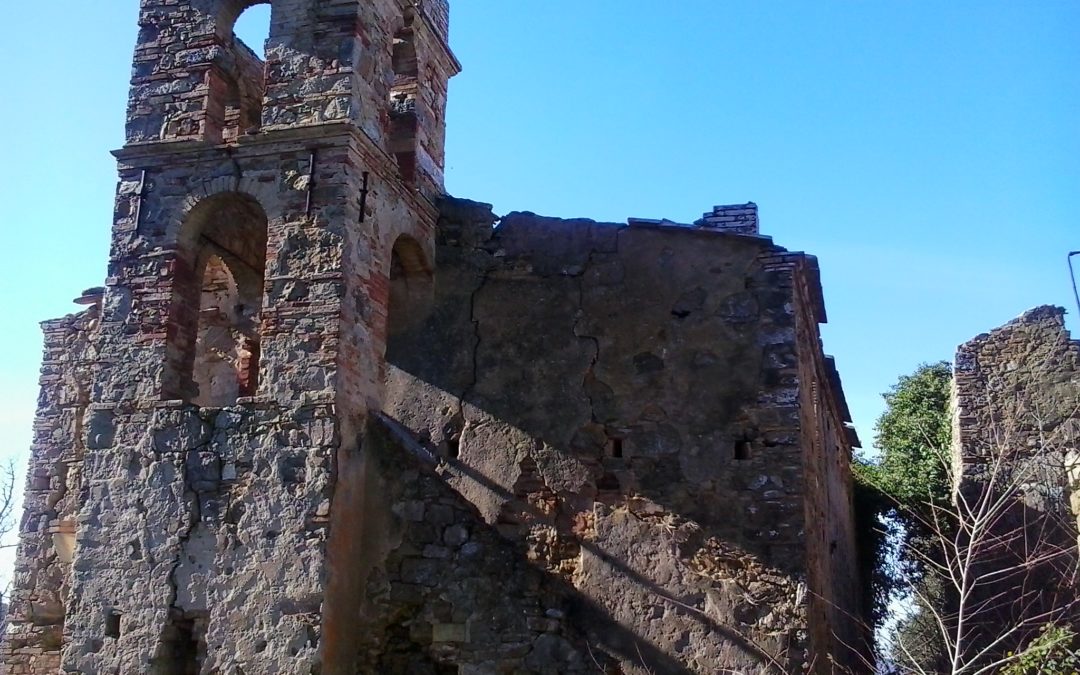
(0, 456, 16, 550)
(847, 403, 1080, 674)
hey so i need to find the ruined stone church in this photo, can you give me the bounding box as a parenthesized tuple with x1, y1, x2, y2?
(1, 1, 866, 673)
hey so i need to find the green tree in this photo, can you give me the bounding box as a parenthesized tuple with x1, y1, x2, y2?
(858, 361, 953, 513)
(853, 362, 954, 668)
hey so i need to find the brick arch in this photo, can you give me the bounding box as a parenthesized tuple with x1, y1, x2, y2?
(390, 234, 431, 277)
(176, 190, 269, 255)
(163, 190, 270, 402)
(175, 175, 281, 234)
(377, 208, 436, 284)
(215, 0, 272, 40)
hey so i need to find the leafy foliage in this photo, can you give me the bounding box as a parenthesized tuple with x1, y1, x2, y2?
(858, 361, 953, 512)
(852, 362, 1080, 673)
(852, 467, 901, 628)
(1002, 624, 1080, 675)
(852, 362, 954, 636)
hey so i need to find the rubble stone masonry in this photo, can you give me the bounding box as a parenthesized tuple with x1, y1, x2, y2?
(952, 306, 1080, 664)
(2, 1, 866, 673)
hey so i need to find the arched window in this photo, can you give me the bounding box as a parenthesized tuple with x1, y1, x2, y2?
(389, 13, 420, 182)
(164, 193, 268, 405)
(233, 3, 271, 51)
(207, 2, 271, 143)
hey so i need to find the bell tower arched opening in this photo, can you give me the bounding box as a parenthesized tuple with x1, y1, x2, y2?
(191, 254, 261, 406)
(164, 192, 268, 405)
(233, 3, 271, 51)
(207, 1, 271, 143)
(389, 13, 420, 183)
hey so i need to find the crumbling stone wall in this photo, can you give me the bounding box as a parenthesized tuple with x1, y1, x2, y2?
(383, 198, 865, 673)
(952, 306, 1080, 663)
(62, 400, 339, 674)
(954, 307, 1080, 463)
(794, 285, 865, 670)
(1, 295, 99, 673)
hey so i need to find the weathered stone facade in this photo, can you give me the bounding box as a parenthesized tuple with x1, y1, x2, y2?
(383, 201, 866, 673)
(2, 1, 866, 673)
(951, 306, 1080, 664)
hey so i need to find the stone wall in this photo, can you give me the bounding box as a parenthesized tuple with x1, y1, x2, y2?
(383, 198, 865, 673)
(792, 262, 864, 671)
(63, 399, 338, 674)
(349, 413, 600, 674)
(954, 306, 1080, 463)
(952, 306, 1080, 664)
(1, 296, 99, 674)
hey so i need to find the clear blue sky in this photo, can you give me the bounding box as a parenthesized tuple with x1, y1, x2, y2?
(0, 2, 1077, 573)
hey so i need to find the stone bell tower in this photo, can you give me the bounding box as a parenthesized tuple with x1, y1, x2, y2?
(2, 1, 458, 673)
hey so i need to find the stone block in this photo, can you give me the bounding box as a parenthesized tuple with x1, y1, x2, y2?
(431, 623, 468, 643)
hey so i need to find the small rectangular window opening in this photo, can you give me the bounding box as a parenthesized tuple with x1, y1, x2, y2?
(106, 610, 122, 639)
(607, 437, 624, 458)
(158, 614, 203, 674)
(734, 440, 752, 461)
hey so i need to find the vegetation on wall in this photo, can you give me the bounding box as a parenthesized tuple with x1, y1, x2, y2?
(858, 361, 953, 509)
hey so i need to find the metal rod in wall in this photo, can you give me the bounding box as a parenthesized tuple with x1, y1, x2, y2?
(358, 171, 370, 223)
(305, 149, 317, 216)
(133, 169, 147, 231)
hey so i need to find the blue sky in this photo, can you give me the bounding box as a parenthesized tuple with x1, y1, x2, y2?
(0, 2, 1077, 574)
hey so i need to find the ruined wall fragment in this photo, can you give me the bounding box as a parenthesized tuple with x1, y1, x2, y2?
(952, 306, 1080, 664)
(347, 414, 602, 673)
(383, 198, 866, 673)
(1, 296, 99, 674)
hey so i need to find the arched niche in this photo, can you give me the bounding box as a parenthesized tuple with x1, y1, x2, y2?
(164, 192, 269, 405)
(386, 235, 434, 340)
